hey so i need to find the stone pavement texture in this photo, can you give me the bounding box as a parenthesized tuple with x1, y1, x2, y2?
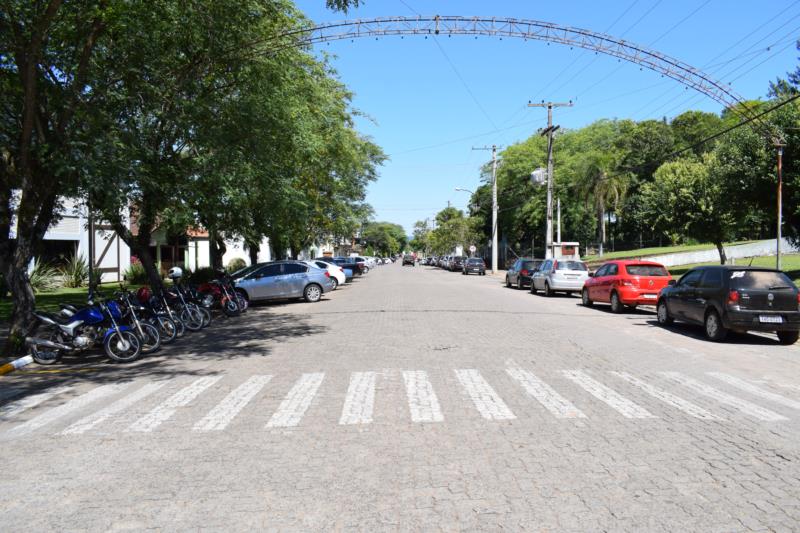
(2, 264, 800, 532)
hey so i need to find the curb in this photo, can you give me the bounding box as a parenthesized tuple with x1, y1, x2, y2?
(0, 355, 34, 376)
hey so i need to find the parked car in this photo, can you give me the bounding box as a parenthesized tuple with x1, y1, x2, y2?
(582, 260, 671, 312)
(402, 254, 415, 266)
(463, 257, 486, 275)
(505, 258, 543, 289)
(332, 256, 366, 276)
(235, 260, 333, 303)
(531, 258, 589, 297)
(305, 260, 346, 289)
(656, 266, 800, 344)
(450, 256, 466, 271)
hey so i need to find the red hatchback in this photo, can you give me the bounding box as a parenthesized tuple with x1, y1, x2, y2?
(582, 260, 672, 313)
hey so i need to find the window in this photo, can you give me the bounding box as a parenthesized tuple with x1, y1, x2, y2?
(625, 264, 669, 277)
(555, 261, 588, 271)
(541, 260, 553, 272)
(728, 270, 794, 290)
(282, 263, 307, 274)
(522, 261, 538, 271)
(314, 261, 329, 270)
(678, 269, 703, 287)
(253, 264, 281, 278)
(594, 265, 608, 277)
(699, 268, 723, 289)
(607, 264, 619, 276)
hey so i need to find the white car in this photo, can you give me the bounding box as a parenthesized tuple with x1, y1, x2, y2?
(531, 259, 590, 297)
(305, 260, 346, 289)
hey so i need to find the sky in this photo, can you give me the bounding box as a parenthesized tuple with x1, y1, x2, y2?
(295, 0, 800, 234)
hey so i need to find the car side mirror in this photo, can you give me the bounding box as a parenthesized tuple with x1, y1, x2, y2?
(588, 272, 594, 277)
(668, 279, 676, 286)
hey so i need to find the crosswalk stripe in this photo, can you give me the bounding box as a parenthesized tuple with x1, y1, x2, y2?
(0, 386, 73, 422)
(506, 368, 586, 419)
(128, 376, 223, 432)
(609, 371, 722, 420)
(194, 375, 272, 431)
(8, 384, 129, 436)
(455, 369, 515, 420)
(62, 382, 167, 435)
(403, 370, 443, 423)
(563, 370, 655, 419)
(339, 372, 376, 425)
(660, 372, 788, 422)
(266, 373, 325, 428)
(706, 372, 800, 410)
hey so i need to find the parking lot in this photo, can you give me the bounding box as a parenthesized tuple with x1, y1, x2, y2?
(2, 263, 800, 531)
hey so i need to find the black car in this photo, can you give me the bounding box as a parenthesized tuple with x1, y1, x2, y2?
(450, 256, 467, 271)
(505, 258, 543, 289)
(656, 265, 800, 344)
(463, 257, 486, 276)
(402, 254, 415, 266)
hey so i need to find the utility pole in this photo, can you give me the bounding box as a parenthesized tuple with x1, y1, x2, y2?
(528, 101, 573, 259)
(775, 141, 785, 270)
(473, 145, 499, 273)
(557, 197, 561, 244)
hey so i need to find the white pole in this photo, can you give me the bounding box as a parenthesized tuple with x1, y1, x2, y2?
(557, 197, 561, 244)
(491, 145, 498, 274)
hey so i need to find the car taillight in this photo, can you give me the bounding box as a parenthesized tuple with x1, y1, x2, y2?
(325, 271, 330, 278)
(521, 269, 528, 276)
(339, 267, 344, 272)
(727, 290, 740, 306)
(619, 280, 633, 287)
(553, 260, 558, 270)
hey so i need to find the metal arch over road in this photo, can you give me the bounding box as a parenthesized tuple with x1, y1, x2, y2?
(267, 15, 747, 111)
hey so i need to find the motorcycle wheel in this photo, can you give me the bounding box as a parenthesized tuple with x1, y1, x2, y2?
(222, 298, 240, 317)
(153, 316, 178, 344)
(235, 291, 248, 312)
(180, 307, 204, 331)
(138, 322, 161, 354)
(198, 306, 212, 327)
(104, 330, 141, 363)
(30, 330, 64, 365)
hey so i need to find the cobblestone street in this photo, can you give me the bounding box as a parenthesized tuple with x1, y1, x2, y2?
(2, 264, 800, 531)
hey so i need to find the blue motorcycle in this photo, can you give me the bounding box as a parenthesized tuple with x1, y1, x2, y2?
(26, 299, 142, 364)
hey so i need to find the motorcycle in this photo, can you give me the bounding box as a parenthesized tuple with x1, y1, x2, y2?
(197, 272, 243, 317)
(27, 299, 142, 364)
(115, 289, 162, 353)
(136, 286, 186, 339)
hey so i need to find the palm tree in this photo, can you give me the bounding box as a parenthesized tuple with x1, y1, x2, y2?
(576, 150, 628, 255)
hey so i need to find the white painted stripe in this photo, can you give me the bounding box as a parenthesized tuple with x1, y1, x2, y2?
(403, 370, 443, 423)
(128, 376, 223, 432)
(506, 368, 586, 419)
(266, 373, 325, 428)
(609, 371, 722, 420)
(61, 382, 167, 435)
(562, 370, 655, 419)
(194, 375, 272, 431)
(706, 372, 800, 410)
(660, 372, 787, 422)
(455, 369, 515, 420)
(339, 372, 376, 425)
(8, 384, 128, 436)
(0, 386, 72, 421)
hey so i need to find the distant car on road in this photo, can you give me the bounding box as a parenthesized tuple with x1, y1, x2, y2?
(582, 260, 671, 312)
(505, 258, 543, 289)
(462, 257, 486, 275)
(450, 256, 467, 271)
(402, 254, 415, 266)
(656, 265, 800, 344)
(531, 259, 589, 297)
(235, 260, 333, 303)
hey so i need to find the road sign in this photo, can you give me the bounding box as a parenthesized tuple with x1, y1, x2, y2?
(469, 245, 476, 253)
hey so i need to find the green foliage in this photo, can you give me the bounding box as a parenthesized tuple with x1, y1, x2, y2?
(60, 255, 90, 288)
(123, 262, 149, 285)
(226, 258, 247, 273)
(28, 259, 60, 294)
(427, 208, 482, 255)
(189, 267, 217, 285)
(362, 222, 407, 256)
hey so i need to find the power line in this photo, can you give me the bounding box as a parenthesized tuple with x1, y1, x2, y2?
(647, 0, 711, 46)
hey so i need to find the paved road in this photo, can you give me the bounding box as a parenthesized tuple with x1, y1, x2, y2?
(2, 264, 800, 532)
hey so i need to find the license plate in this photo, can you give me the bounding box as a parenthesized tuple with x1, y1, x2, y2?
(759, 315, 783, 324)
(642, 294, 657, 299)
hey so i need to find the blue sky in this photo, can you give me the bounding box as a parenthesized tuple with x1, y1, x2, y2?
(295, 0, 800, 234)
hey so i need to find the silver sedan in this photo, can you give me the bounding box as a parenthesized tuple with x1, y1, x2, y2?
(531, 259, 589, 297)
(235, 260, 334, 303)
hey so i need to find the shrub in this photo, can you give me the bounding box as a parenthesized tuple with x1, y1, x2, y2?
(123, 261, 149, 284)
(188, 267, 217, 284)
(60, 254, 90, 288)
(226, 257, 247, 273)
(28, 258, 60, 293)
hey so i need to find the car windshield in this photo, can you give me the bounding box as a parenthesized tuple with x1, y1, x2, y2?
(556, 261, 587, 271)
(729, 270, 795, 290)
(467, 258, 483, 265)
(231, 264, 260, 279)
(626, 264, 669, 277)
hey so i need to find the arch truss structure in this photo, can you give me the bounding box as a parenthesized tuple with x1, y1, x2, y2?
(268, 15, 746, 111)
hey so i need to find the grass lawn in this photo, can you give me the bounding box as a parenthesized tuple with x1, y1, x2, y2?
(0, 283, 143, 322)
(583, 240, 756, 263)
(668, 254, 800, 286)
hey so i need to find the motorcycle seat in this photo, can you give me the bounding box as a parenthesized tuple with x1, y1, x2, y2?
(35, 310, 76, 325)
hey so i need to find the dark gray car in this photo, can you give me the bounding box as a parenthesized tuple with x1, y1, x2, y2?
(506, 258, 542, 289)
(235, 261, 333, 303)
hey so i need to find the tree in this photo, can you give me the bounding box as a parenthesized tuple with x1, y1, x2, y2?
(671, 111, 724, 156)
(362, 222, 407, 256)
(575, 150, 628, 254)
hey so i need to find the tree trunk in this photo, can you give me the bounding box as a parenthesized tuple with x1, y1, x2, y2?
(715, 241, 727, 265)
(208, 230, 226, 270)
(2, 254, 37, 356)
(112, 220, 164, 291)
(246, 240, 259, 265)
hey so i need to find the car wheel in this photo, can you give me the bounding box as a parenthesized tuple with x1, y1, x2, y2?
(777, 330, 799, 345)
(656, 299, 673, 325)
(610, 292, 624, 313)
(530, 282, 538, 295)
(544, 282, 553, 297)
(331, 278, 338, 290)
(304, 284, 322, 303)
(581, 289, 593, 307)
(704, 309, 728, 342)
(517, 278, 524, 290)
(505, 275, 511, 288)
